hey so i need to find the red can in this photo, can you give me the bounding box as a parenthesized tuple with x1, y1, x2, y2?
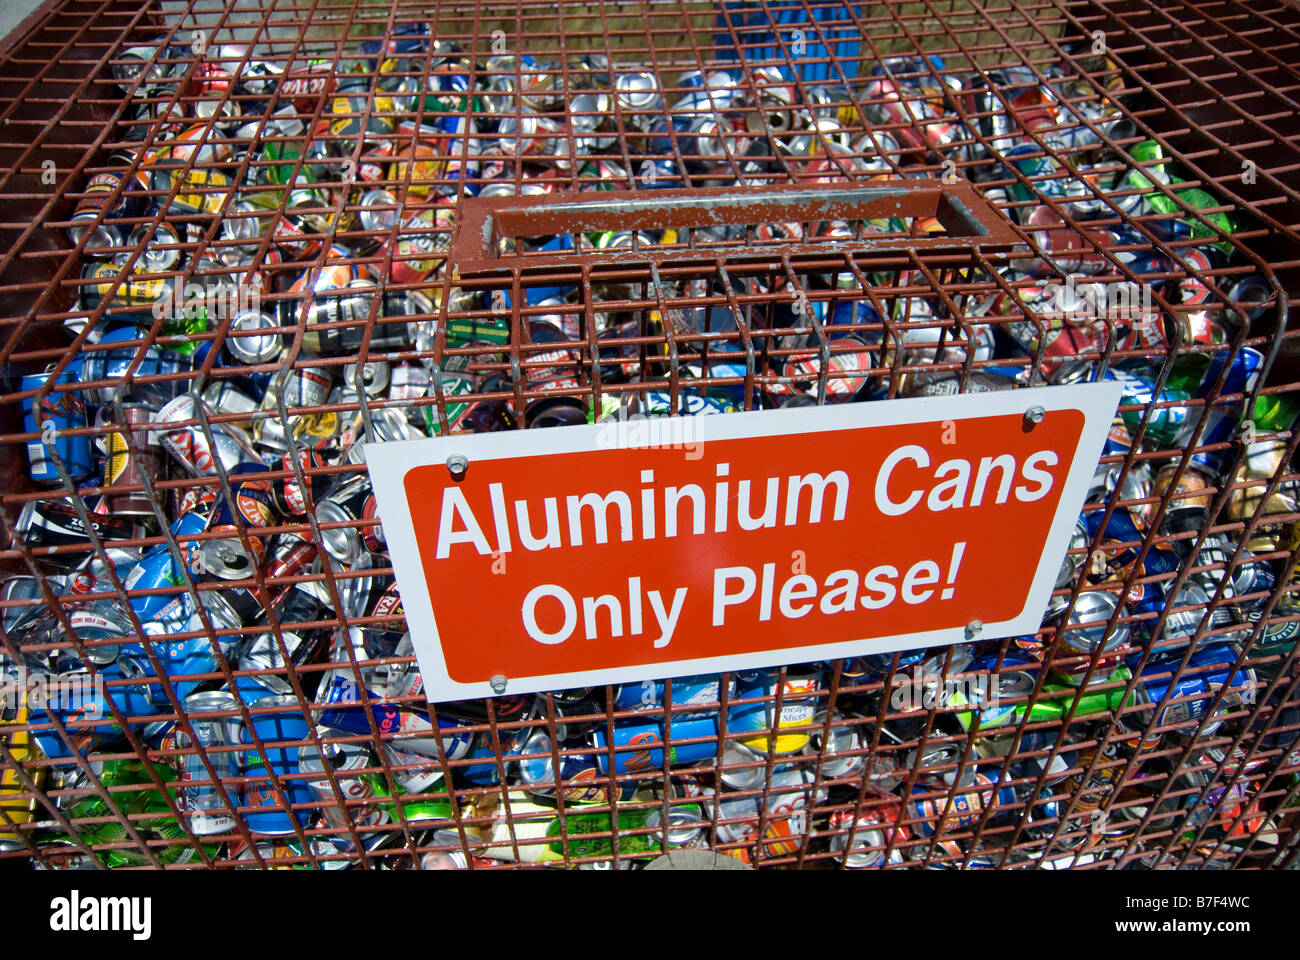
(829, 799, 911, 867)
(381, 206, 452, 284)
(1014, 204, 1114, 276)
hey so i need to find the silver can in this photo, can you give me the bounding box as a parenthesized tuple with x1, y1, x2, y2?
(299, 740, 389, 832)
(176, 690, 241, 836)
(1058, 590, 1130, 655)
(614, 71, 662, 130)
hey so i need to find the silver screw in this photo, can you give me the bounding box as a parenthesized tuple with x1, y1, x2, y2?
(489, 674, 507, 694)
(965, 620, 984, 639)
(1024, 405, 1046, 427)
(446, 453, 469, 476)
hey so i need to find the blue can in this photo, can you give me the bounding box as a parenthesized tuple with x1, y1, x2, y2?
(858, 648, 928, 676)
(114, 649, 174, 713)
(454, 739, 511, 787)
(317, 672, 476, 759)
(517, 731, 633, 803)
(1142, 542, 1182, 577)
(1133, 643, 1257, 732)
(241, 695, 314, 835)
(909, 773, 1020, 837)
(163, 629, 237, 702)
(1185, 347, 1265, 476)
(1186, 408, 1241, 478)
(964, 651, 1039, 728)
(78, 326, 192, 405)
(28, 663, 137, 760)
(1102, 417, 1134, 458)
(360, 21, 429, 65)
(692, 355, 754, 409)
(21, 368, 94, 483)
(1197, 346, 1263, 401)
(645, 117, 676, 155)
(1083, 498, 1145, 549)
(828, 297, 882, 338)
(122, 513, 204, 620)
(641, 390, 739, 417)
(496, 235, 574, 305)
(234, 671, 291, 705)
(1010, 730, 1083, 785)
(591, 715, 719, 775)
(1126, 580, 1166, 637)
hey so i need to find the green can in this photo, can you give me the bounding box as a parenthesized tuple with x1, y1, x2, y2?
(1108, 365, 1194, 450)
(444, 315, 510, 348)
(545, 801, 705, 862)
(1126, 140, 1235, 244)
(1244, 606, 1300, 682)
(261, 138, 309, 187)
(1251, 392, 1300, 435)
(421, 371, 477, 436)
(65, 759, 214, 867)
(1005, 142, 1067, 206)
(373, 758, 455, 824)
(383, 776, 455, 823)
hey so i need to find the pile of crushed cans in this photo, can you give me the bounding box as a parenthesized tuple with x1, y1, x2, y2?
(2, 23, 1297, 869)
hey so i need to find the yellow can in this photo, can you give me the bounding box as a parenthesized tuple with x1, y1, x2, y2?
(733, 672, 822, 755)
(1, 705, 44, 853)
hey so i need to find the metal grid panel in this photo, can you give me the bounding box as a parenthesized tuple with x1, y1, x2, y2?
(0, 0, 1298, 869)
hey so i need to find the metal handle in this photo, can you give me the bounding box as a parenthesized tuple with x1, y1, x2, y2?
(450, 179, 1021, 278)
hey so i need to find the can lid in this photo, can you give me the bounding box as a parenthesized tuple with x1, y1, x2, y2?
(184, 689, 239, 714)
(644, 805, 705, 847)
(299, 739, 368, 775)
(227, 310, 283, 365)
(811, 712, 865, 778)
(1062, 590, 1128, 652)
(358, 188, 399, 233)
(68, 214, 120, 254)
(129, 224, 181, 274)
(614, 71, 659, 109)
(719, 739, 764, 790)
(198, 535, 260, 581)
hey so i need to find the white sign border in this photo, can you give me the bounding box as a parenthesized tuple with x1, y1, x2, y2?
(366, 381, 1122, 702)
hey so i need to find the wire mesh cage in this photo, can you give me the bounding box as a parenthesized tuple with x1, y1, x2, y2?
(1, 0, 1299, 870)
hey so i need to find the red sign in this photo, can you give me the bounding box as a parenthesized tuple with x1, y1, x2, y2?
(367, 383, 1120, 701)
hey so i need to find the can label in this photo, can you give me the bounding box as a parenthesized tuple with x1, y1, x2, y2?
(732, 678, 818, 754)
(86, 261, 169, 307)
(171, 167, 230, 214)
(74, 171, 127, 218)
(283, 369, 332, 409)
(104, 430, 132, 485)
(232, 479, 276, 528)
